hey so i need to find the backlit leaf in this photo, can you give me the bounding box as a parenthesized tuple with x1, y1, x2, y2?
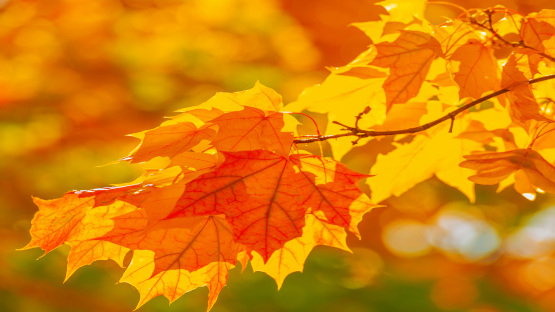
(450, 41, 499, 99)
(370, 31, 442, 109)
(460, 149, 555, 194)
(211, 107, 293, 156)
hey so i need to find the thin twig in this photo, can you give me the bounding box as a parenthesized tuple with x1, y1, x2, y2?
(470, 11, 555, 63)
(354, 106, 371, 131)
(293, 74, 555, 144)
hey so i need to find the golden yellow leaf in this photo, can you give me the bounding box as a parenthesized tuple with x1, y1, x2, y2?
(250, 213, 350, 289)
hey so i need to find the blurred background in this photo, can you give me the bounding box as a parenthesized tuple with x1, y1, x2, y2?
(2, 0, 555, 311)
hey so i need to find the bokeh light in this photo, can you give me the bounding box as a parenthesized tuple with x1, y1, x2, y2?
(430, 207, 501, 262)
(383, 219, 432, 257)
(506, 206, 555, 259)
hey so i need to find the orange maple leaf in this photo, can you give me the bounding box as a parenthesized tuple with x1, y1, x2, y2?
(370, 30, 443, 109)
(167, 150, 312, 261)
(521, 10, 555, 60)
(210, 107, 294, 156)
(460, 149, 555, 193)
(290, 154, 375, 235)
(449, 41, 499, 99)
(501, 53, 552, 125)
(101, 212, 240, 276)
(128, 122, 217, 163)
(22, 195, 134, 255)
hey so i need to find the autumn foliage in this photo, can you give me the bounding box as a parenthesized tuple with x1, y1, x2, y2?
(22, 83, 377, 310)
(22, 0, 555, 310)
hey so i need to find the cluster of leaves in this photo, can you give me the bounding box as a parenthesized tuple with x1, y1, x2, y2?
(290, 0, 555, 202)
(22, 83, 377, 310)
(23, 0, 555, 310)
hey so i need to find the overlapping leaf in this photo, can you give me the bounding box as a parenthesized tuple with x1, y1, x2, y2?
(128, 122, 217, 163)
(168, 150, 311, 261)
(501, 52, 552, 125)
(460, 149, 555, 194)
(250, 212, 350, 289)
(102, 213, 240, 277)
(521, 10, 555, 61)
(370, 30, 443, 109)
(210, 107, 293, 156)
(24, 83, 377, 311)
(367, 127, 477, 203)
(449, 41, 499, 99)
(120, 250, 233, 311)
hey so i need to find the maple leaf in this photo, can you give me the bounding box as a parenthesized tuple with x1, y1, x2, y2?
(433, 20, 484, 57)
(521, 10, 555, 61)
(460, 149, 555, 194)
(250, 212, 350, 289)
(216, 81, 284, 112)
(22, 195, 95, 254)
(22, 194, 135, 255)
(449, 41, 499, 99)
(210, 107, 294, 156)
(76, 179, 188, 221)
(167, 150, 310, 261)
(21, 194, 137, 283)
(120, 250, 233, 311)
(128, 122, 217, 163)
(501, 53, 552, 125)
(368, 131, 449, 203)
(290, 154, 376, 235)
(169, 151, 218, 169)
(65, 240, 129, 282)
(101, 212, 240, 276)
(370, 30, 443, 109)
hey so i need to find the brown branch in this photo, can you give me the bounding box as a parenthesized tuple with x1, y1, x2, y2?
(293, 74, 555, 144)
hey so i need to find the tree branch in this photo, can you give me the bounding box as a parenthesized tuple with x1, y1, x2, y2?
(470, 10, 555, 63)
(293, 74, 555, 144)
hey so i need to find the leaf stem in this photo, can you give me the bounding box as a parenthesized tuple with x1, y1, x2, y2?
(293, 74, 555, 144)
